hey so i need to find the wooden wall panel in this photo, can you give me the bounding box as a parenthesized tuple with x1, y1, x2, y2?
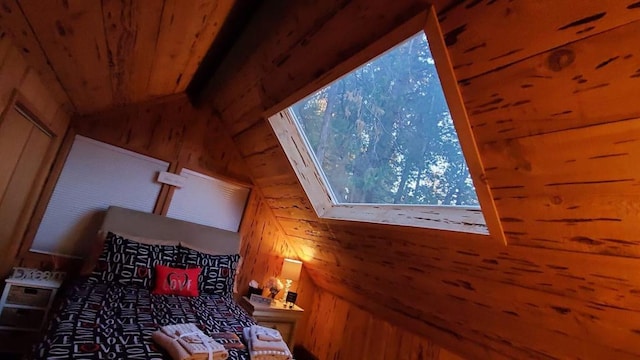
(236, 190, 298, 292)
(0, 35, 70, 276)
(236, 189, 318, 345)
(18, 94, 251, 274)
(199, 0, 640, 358)
(301, 290, 463, 360)
(74, 94, 252, 185)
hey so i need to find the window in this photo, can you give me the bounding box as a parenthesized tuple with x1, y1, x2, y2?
(269, 8, 502, 238)
(31, 135, 169, 258)
(166, 169, 250, 232)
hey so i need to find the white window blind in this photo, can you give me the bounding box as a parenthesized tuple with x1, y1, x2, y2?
(166, 169, 250, 232)
(31, 135, 169, 258)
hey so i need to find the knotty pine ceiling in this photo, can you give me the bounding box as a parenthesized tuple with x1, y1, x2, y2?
(0, 0, 242, 114)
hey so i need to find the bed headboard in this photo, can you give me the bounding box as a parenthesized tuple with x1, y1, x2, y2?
(100, 206, 241, 255)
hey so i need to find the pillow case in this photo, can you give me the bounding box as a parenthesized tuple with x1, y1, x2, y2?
(177, 246, 240, 296)
(153, 265, 201, 297)
(89, 232, 178, 288)
(81, 231, 180, 276)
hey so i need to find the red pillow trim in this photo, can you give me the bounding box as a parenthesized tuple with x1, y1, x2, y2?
(152, 265, 201, 297)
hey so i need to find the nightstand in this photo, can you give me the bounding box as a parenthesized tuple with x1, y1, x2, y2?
(240, 296, 304, 349)
(0, 268, 64, 332)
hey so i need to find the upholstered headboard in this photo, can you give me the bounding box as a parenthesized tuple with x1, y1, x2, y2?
(100, 206, 241, 255)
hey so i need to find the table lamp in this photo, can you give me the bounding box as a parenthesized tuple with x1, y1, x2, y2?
(280, 258, 302, 304)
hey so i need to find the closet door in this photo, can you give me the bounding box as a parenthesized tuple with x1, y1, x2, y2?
(30, 135, 169, 258)
(0, 104, 54, 268)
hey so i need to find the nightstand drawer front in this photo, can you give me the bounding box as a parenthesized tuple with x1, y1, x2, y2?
(0, 307, 44, 329)
(7, 286, 52, 308)
(258, 321, 292, 345)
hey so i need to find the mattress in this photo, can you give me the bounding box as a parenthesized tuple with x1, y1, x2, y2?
(33, 279, 255, 359)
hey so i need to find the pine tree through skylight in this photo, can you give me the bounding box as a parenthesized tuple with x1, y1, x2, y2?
(289, 31, 479, 207)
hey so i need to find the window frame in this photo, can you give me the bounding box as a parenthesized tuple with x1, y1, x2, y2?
(267, 6, 504, 241)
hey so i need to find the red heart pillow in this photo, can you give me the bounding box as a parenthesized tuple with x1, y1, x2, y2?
(152, 265, 201, 297)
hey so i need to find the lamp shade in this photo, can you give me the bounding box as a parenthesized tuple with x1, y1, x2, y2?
(280, 258, 302, 281)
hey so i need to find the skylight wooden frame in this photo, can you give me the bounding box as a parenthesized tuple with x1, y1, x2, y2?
(268, 6, 505, 242)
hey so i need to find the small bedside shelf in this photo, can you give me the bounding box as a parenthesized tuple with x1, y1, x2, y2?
(2, 303, 48, 311)
(0, 268, 64, 333)
(239, 296, 304, 349)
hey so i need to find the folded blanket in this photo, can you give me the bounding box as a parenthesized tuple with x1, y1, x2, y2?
(250, 326, 289, 353)
(254, 326, 282, 342)
(210, 332, 246, 350)
(152, 323, 229, 360)
(243, 327, 292, 360)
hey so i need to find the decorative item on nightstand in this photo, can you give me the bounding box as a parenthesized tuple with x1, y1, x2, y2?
(265, 276, 283, 299)
(280, 259, 302, 306)
(0, 267, 65, 332)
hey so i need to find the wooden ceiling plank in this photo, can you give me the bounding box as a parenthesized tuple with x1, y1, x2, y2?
(18, 0, 113, 114)
(297, 219, 640, 310)
(206, 0, 355, 116)
(440, 0, 640, 81)
(483, 120, 640, 193)
(146, 0, 230, 97)
(101, 0, 164, 105)
(464, 18, 640, 144)
(481, 118, 640, 256)
(324, 248, 640, 335)
(173, 0, 233, 93)
(266, 197, 318, 222)
(311, 271, 520, 360)
(0, 0, 74, 112)
(310, 259, 640, 359)
(231, 119, 278, 158)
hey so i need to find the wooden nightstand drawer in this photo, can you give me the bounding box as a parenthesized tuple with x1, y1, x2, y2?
(7, 285, 52, 308)
(0, 307, 45, 329)
(240, 296, 304, 349)
(258, 321, 293, 345)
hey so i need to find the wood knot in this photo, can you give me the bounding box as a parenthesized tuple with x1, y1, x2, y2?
(547, 49, 575, 71)
(551, 196, 563, 205)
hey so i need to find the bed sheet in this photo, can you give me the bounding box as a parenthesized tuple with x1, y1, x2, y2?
(33, 279, 255, 359)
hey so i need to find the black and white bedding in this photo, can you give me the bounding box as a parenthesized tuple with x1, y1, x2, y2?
(34, 280, 255, 359)
(33, 231, 254, 359)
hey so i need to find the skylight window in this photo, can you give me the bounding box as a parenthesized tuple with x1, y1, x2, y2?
(268, 8, 503, 239)
(289, 31, 478, 207)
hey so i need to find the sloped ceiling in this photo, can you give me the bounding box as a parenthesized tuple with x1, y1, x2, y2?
(199, 0, 640, 358)
(0, 0, 254, 114)
(1, 0, 638, 357)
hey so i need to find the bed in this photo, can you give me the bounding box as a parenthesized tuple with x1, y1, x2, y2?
(32, 206, 256, 360)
